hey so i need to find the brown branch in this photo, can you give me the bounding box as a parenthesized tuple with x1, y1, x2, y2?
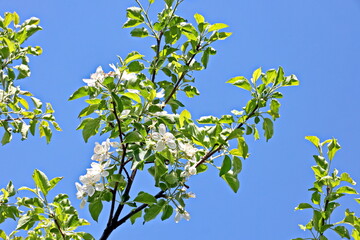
(151, 32, 163, 83)
(164, 53, 198, 106)
(113, 168, 138, 221)
(195, 104, 259, 168)
(99, 190, 165, 240)
(52, 214, 66, 240)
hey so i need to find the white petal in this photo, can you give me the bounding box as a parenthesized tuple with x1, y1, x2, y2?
(122, 72, 137, 81)
(87, 186, 95, 197)
(163, 132, 175, 140)
(189, 166, 197, 175)
(156, 140, 166, 152)
(75, 182, 82, 192)
(94, 143, 104, 154)
(159, 124, 166, 135)
(95, 183, 104, 191)
(110, 141, 121, 148)
(151, 132, 161, 141)
(80, 198, 87, 208)
(83, 78, 96, 87)
(156, 89, 165, 98)
(166, 140, 177, 149)
(178, 141, 185, 151)
(95, 66, 103, 73)
(109, 63, 116, 71)
(174, 212, 181, 223)
(121, 110, 130, 116)
(183, 211, 191, 221)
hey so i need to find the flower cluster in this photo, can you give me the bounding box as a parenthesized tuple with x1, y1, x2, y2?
(75, 139, 119, 208)
(82, 65, 137, 88)
(150, 123, 176, 152)
(174, 207, 191, 223)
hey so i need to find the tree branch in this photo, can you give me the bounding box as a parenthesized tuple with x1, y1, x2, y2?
(195, 104, 259, 167)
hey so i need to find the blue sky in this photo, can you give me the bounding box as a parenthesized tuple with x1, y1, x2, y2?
(1, 0, 360, 239)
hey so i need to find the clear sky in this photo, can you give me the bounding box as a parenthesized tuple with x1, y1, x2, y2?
(1, 0, 360, 239)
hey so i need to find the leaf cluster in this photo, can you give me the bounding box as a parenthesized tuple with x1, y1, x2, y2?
(294, 136, 360, 240)
(0, 170, 93, 240)
(0, 12, 61, 145)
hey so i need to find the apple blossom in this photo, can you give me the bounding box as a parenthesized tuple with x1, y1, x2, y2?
(151, 123, 177, 152)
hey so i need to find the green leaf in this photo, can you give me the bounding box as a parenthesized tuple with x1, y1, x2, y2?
(123, 19, 143, 28)
(275, 66, 284, 85)
(284, 74, 300, 86)
(194, 13, 205, 24)
(264, 69, 277, 85)
(161, 205, 173, 221)
(49, 177, 63, 192)
(89, 200, 103, 222)
(123, 131, 143, 143)
(208, 23, 229, 32)
(134, 192, 157, 205)
(294, 203, 313, 210)
(262, 118, 274, 141)
(6, 181, 16, 197)
(336, 186, 358, 195)
(78, 104, 99, 118)
(130, 210, 142, 224)
(82, 118, 101, 143)
(305, 136, 320, 148)
(144, 204, 162, 222)
(219, 155, 231, 176)
(130, 28, 149, 38)
(222, 173, 240, 193)
(164, 0, 174, 7)
(123, 92, 141, 103)
(245, 99, 257, 114)
(340, 172, 356, 185)
(16, 215, 35, 230)
(3, 38, 15, 53)
(124, 51, 144, 63)
(226, 76, 251, 91)
(197, 115, 219, 124)
(333, 226, 350, 239)
(68, 86, 89, 100)
(126, 7, 144, 21)
(201, 47, 210, 68)
(0, 229, 7, 239)
(232, 156, 242, 175)
(14, 64, 30, 79)
(311, 192, 321, 205)
(128, 61, 145, 73)
(179, 109, 191, 127)
(111, 92, 124, 114)
(1, 131, 12, 145)
(183, 85, 200, 98)
(269, 99, 280, 119)
(252, 67, 262, 84)
(327, 138, 341, 161)
(32, 169, 51, 196)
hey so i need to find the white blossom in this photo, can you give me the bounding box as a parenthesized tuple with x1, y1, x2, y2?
(175, 207, 191, 223)
(83, 66, 105, 87)
(156, 88, 165, 98)
(178, 141, 198, 158)
(88, 160, 111, 178)
(91, 139, 112, 162)
(180, 162, 197, 178)
(151, 124, 176, 152)
(122, 71, 137, 81)
(109, 63, 120, 76)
